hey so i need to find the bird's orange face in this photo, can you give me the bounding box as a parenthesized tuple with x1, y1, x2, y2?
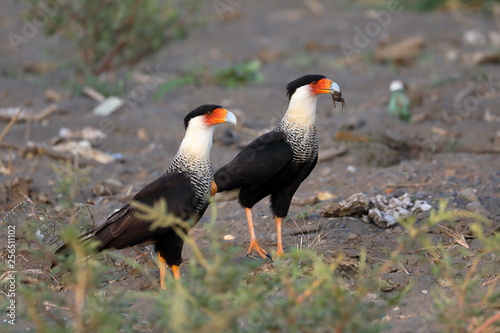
(310, 78, 335, 95)
(204, 108, 237, 126)
(309, 78, 345, 107)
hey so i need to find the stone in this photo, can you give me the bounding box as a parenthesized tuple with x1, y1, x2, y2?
(347, 233, 359, 241)
(466, 201, 486, 214)
(457, 188, 479, 203)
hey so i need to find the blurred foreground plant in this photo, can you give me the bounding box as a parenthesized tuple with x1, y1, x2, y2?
(397, 201, 499, 332)
(6, 193, 499, 332)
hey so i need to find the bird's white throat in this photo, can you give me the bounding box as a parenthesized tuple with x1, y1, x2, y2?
(283, 85, 318, 126)
(176, 116, 214, 162)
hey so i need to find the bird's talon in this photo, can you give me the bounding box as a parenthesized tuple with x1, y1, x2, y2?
(246, 240, 270, 260)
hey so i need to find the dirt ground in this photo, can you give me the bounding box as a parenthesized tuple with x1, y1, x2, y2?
(1, 1, 500, 332)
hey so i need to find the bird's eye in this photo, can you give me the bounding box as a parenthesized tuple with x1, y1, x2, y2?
(312, 81, 318, 85)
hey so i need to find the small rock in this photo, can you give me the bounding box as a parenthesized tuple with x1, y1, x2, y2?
(457, 188, 479, 203)
(317, 191, 335, 201)
(463, 29, 487, 46)
(392, 206, 411, 219)
(373, 194, 388, 207)
(388, 189, 406, 199)
(466, 201, 486, 214)
(415, 192, 427, 200)
(346, 165, 357, 173)
(292, 195, 319, 206)
(437, 278, 452, 287)
(381, 273, 411, 291)
(412, 200, 432, 214)
(322, 193, 370, 217)
(368, 208, 398, 228)
(223, 234, 235, 241)
(344, 248, 360, 258)
(379, 280, 394, 292)
(388, 192, 411, 209)
(347, 233, 359, 241)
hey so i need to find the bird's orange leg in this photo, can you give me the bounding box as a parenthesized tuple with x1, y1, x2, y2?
(275, 217, 285, 257)
(245, 208, 269, 259)
(158, 254, 181, 290)
(158, 253, 167, 290)
(171, 265, 181, 280)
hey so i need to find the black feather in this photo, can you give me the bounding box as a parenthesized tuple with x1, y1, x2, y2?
(55, 172, 206, 267)
(214, 131, 293, 192)
(214, 128, 317, 218)
(90, 173, 202, 253)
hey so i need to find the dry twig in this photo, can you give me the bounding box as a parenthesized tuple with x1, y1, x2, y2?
(436, 225, 469, 249)
(0, 107, 22, 143)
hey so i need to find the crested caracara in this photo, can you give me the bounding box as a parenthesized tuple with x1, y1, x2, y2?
(54, 105, 236, 289)
(213, 75, 343, 258)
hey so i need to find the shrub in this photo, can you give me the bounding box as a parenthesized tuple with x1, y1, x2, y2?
(24, 0, 200, 75)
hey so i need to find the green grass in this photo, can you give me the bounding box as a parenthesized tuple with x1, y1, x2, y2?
(355, 0, 498, 12)
(405, 0, 499, 12)
(154, 60, 264, 99)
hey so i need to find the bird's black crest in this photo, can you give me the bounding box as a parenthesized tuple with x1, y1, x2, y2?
(184, 104, 222, 129)
(286, 74, 327, 100)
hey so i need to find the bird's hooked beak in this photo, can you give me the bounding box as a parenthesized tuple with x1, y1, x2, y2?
(205, 108, 237, 126)
(311, 78, 345, 108)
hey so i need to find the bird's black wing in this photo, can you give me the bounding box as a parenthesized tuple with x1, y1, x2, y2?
(83, 172, 201, 251)
(214, 131, 293, 192)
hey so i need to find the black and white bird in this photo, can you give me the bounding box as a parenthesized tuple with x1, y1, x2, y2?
(54, 105, 236, 289)
(213, 75, 343, 258)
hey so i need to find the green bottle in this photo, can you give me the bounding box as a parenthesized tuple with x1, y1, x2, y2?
(388, 80, 411, 122)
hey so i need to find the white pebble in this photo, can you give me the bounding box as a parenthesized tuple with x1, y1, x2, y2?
(223, 234, 235, 241)
(346, 165, 357, 173)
